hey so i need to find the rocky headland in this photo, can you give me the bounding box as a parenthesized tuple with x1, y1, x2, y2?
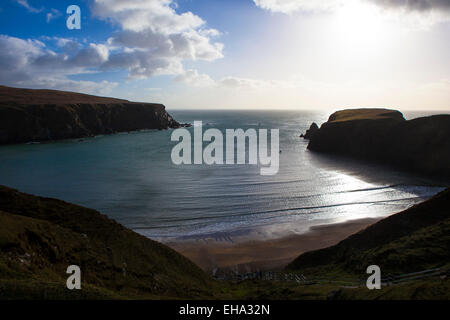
(303, 108, 450, 178)
(0, 85, 186, 145)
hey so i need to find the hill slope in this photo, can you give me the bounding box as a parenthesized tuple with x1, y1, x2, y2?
(287, 188, 450, 274)
(0, 185, 216, 299)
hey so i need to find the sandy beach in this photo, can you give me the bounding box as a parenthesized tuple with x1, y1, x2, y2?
(166, 217, 381, 273)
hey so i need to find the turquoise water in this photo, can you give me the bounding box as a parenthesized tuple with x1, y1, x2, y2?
(0, 110, 446, 242)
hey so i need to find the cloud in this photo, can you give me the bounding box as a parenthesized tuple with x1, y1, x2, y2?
(253, 0, 344, 14)
(253, 0, 450, 16)
(15, 0, 42, 13)
(91, 0, 205, 33)
(23, 78, 119, 96)
(46, 8, 62, 23)
(42, 36, 82, 53)
(0, 35, 117, 95)
(218, 77, 275, 89)
(175, 69, 289, 90)
(1, 0, 224, 93)
(174, 69, 215, 87)
(370, 0, 450, 12)
(253, 0, 450, 28)
(92, 0, 224, 79)
(15, 1, 65, 25)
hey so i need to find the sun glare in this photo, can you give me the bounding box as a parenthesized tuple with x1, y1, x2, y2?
(333, 1, 390, 56)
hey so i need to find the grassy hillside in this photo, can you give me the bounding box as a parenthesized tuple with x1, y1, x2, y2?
(287, 188, 450, 275)
(1, 185, 448, 300)
(327, 108, 405, 123)
(0, 185, 218, 299)
(0, 85, 129, 104)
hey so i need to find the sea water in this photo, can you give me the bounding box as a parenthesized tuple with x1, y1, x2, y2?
(0, 110, 446, 242)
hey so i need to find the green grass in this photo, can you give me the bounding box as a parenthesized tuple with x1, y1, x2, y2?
(333, 278, 450, 300)
(1, 185, 449, 300)
(0, 186, 219, 299)
(327, 108, 405, 123)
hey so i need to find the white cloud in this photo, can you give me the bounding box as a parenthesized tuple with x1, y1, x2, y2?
(1, 0, 225, 93)
(0, 35, 117, 95)
(15, 0, 42, 13)
(254, 0, 450, 14)
(92, 0, 205, 33)
(24, 78, 119, 96)
(15, 1, 63, 24)
(253, 0, 450, 25)
(253, 0, 344, 14)
(175, 69, 291, 90)
(218, 77, 274, 89)
(92, 0, 224, 79)
(46, 8, 62, 23)
(174, 69, 215, 87)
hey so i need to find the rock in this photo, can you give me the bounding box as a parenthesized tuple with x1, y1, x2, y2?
(303, 122, 319, 140)
(172, 122, 192, 129)
(305, 108, 450, 178)
(0, 85, 181, 145)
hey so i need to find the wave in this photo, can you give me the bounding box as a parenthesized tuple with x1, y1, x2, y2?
(133, 195, 423, 229)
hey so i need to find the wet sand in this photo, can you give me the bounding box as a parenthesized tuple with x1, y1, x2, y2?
(166, 217, 381, 273)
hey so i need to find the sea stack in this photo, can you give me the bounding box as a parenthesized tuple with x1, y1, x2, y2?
(302, 122, 319, 139)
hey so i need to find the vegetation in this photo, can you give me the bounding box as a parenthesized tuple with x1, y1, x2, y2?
(0, 185, 448, 300)
(326, 108, 405, 123)
(0, 185, 219, 299)
(287, 188, 450, 274)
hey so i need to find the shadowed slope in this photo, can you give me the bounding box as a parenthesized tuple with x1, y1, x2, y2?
(0, 185, 216, 299)
(287, 188, 450, 274)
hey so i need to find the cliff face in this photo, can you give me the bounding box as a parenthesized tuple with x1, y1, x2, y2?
(306, 108, 450, 177)
(0, 86, 181, 145)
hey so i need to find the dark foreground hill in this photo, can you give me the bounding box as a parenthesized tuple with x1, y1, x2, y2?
(286, 188, 450, 299)
(0, 185, 449, 300)
(287, 188, 450, 274)
(0, 85, 182, 145)
(0, 185, 216, 299)
(304, 108, 450, 177)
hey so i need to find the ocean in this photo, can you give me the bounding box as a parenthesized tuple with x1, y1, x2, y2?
(0, 110, 446, 243)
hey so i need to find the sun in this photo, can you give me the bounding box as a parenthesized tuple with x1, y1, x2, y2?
(333, 1, 390, 54)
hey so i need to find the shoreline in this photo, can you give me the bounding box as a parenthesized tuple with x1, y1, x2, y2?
(166, 217, 382, 273)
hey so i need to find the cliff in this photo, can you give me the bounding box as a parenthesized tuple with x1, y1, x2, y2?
(305, 108, 450, 177)
(0, 85, 182, 145)
(0, 185, 218, 299)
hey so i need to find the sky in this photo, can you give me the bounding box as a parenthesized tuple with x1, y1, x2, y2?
(0, 0, 449, 110)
